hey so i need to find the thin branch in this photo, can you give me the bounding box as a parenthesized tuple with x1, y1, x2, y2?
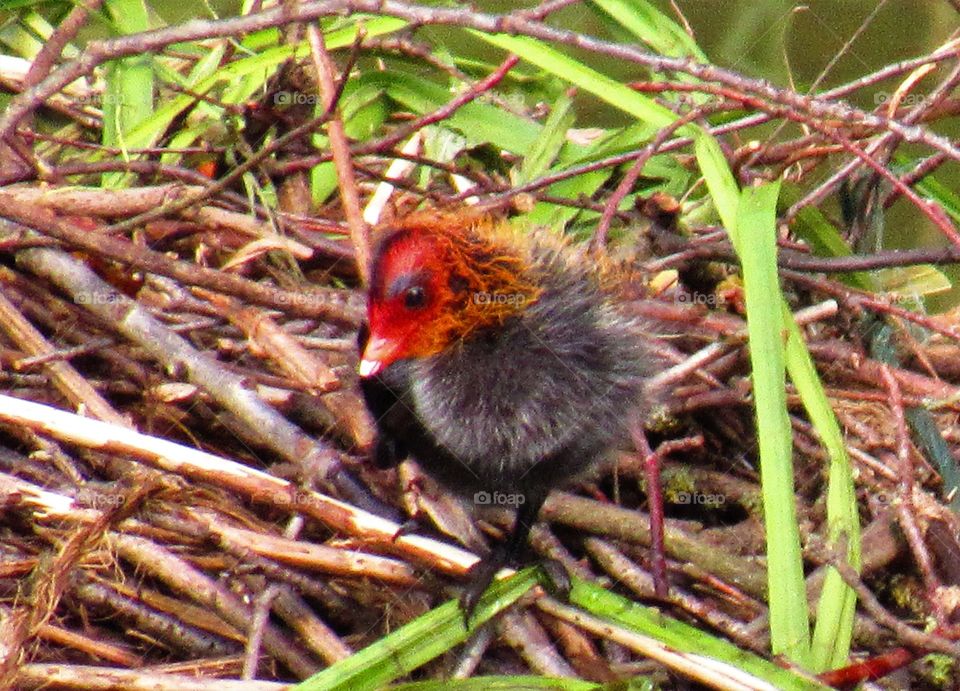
(307, 23, 371, 282)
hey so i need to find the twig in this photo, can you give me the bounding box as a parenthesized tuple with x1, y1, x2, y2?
(14, 665, 290, 690)
(307, 23, 371, 282)
(497, 609, 577, 677)
(592, 108, 708, 253)
(1, 202, 361, 323)
(879, 364, 948, 625)
(544, 491, 768, 599)
(817, 543, 960, 659)
(0, 394, 478, 575)
(0, 480, 157, 682)
(0, 288, 126, 425)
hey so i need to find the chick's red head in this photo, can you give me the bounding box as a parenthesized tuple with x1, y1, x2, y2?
(359, 212, 541, 377)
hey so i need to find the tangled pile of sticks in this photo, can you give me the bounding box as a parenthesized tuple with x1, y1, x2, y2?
(0, 180, 957, 687)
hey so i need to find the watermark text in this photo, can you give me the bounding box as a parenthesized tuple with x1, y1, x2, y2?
(474, 490, 525, 507)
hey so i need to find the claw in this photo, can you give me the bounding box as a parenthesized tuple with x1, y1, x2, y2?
(460, 552, 506, 625)
(538, 557, 571, 600)
(458, 552, 573, 628)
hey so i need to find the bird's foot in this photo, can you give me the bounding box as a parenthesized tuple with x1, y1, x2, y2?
(459, 553, 504, 624)
(538, 557, 571, 601)
(458, 553, 572, 627)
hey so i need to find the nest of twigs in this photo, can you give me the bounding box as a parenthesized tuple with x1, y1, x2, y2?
(1, 3, 960, 690)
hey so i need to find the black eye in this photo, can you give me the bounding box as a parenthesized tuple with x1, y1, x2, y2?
(404, 285, 427, 309)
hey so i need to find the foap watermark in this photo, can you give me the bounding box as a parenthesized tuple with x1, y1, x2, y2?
(674, 491, 725, 507)
(474, 490, 525, 507)
(874, 91, 930, 108)
(676, 291, 727, 307)
(274, 91, 321, 106)
(75, 489, 125, 509)
(252, 489, 323, 508)
(75, 291, 125, 305)
(472, 291, 528, 306)
(74, 92, 169, 107)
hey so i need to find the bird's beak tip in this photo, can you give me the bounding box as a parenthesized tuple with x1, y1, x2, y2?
(359, 335, 394, 377)
(358, 358, 383, 377)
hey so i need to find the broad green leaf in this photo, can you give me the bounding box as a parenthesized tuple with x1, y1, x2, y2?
(104, 16, 407, 163)
(312, 85, 389, 203)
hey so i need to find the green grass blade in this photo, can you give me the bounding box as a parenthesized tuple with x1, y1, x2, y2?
(699, 134, 861, 669)
(737, 181, 811, 666)
(895, 153, 960, 223)
(908, 407, 960, 513)
(293, 569, 541, 691)
(783, 185, 875, 290)
(570, 578, 827, 690)
(557, 121, 660, 165)
(0, 0, 56, 10)
(470, 31, 687, 133)
(102, 0, 154, 188)
(695, 134, 741, 246)
(517, 91, 574, 184)
(0, 14, 45, 57)
(589, 0, 708, 61)
(523, 169, 614, 228)
(785, 311, 860, 670)
(390, 677, 607, 690)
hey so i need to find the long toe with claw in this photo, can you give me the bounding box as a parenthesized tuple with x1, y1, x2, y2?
(460, 546, 509, 621)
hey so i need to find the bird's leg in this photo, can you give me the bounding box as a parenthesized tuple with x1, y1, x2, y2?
(629, 414, 669, 597)
(460, 485, 549, 619)
(645, 446, 668, 597)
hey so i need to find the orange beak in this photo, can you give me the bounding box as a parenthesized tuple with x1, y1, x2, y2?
(358, 334, 399, 378)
